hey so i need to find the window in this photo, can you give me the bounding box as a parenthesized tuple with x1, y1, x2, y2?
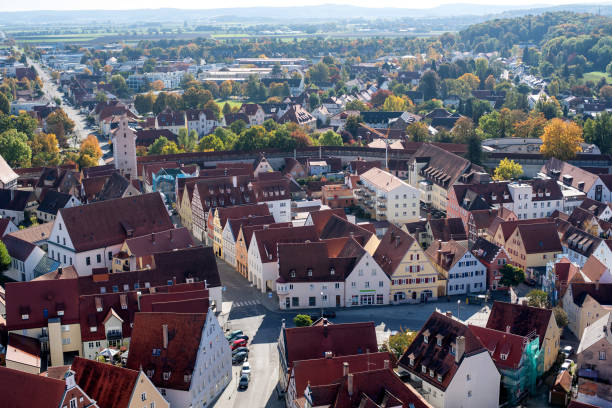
(421, 365, 426, 373)
(152, 348, 161, 356)
(86, 257, 91, 266)
(69, 398, 77, 408)
(62, 238, 65, 245)
(150, 403, 155, 408)
(599, 351, 606, 360)
(467, 374, 471, 381)
(437, 374, 442, 382)
(468, 391, 472, 398)
(309, 297, 316, 307)
(379, 281, 384, 287)
(108, 252, 113, 260)
(163, 372, 171, 380)
(364, 282, 369, 288)
(334, 283, 340, 289)
(96, 254, 101, 263)
(141, 393, 147, 401)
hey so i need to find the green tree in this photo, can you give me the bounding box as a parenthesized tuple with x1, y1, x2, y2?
(134, 93, 155, 115)
(31, 132, 61, 166)
(535, 96, 562, 120)
(499, 264, 525, 287)
(346, 100, 368, 111)
(0, 241, 11, 272)
(345, 115, 362, 138)
(110, 74, 129, 98)
(451, 116, 475, 143)
(46, 109, 75, 147)
(0, 129, 31, 167)
(198, 134, 224, 151)
(467, 132, 483, 166)
(407, 122, 430, 142)
(234, 126, 270, 151)
(182, 87, 212, 109)
(293, 314, 313, 327)
(583, 112, 612, 154)
(384, 328, 417, 359)
(526, 289, 548, 308)
(419, 70, 440, 100)
(553, 306, 569, 328)
(177, 128, 198, 151)
(203, 100, 221, 120)
(493, 158, 523, 181)
(382, 95, 407, 111)
(0, 93, 9, 115)
(230, 119, 247, 135)
(309, 93, 321, 110)
(309, 62, 330, 84)
(222, 102, 231, 117)
(318, 130, 343, 146)
(148, 136, 170, 155)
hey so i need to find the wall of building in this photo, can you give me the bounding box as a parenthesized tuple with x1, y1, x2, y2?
(131, 371, 170, 408)
(445, 351, 501, 408)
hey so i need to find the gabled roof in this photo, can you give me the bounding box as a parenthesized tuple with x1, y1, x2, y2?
(277, 242, 355, 283)
(124, 227, 193, 257)
(428, 218, 467, 242)
(398, 311, 486, 391)
(126, 312, 208, 391)
(37, 190, 73, 215)
(0, 366, 67, 408)
(373, 224, 415, 276)
(0, 188, 34, 211)
(59, 192, 173, 252)
(193, 176, 255, 212)
(486, 301, 553, 348)
(7, 332, 41, 369)
(470, 237, 504, 264)
(2, 234, 37, 262)
(469, 209, 500, 230)
(282, 321, 378, 368)
(78, 291, 139, 341)
(216, 203, 270, 229)
(516, 222, 562, 254)
(138, 287, 209, 313)
(226, 214, 276, 240)
(569, 283, 612, 307)
(582, 256, 608, 282)
(413, 143, 477, 189)
(72, 356, 139, 408)
(425, 239, 468, 272)
(452, 182, 512, 211)
(135, 129, 177, 147)
(468, 325, 529, 370)
(319, 215, 374, 242)
(251, 177, 291, 202)
(253, 225, 318, 263)
(0, 154, 18, 185)
(541, 157, 599, 193)
(307, 209, 347, 236)
(7, 222, 53, 245)
(577, 313, 612, 354)
(562, 226, 602, 258)
(96, 172, 132, 202)
(152, 246, 221, 288)
(360, 167, 408, 193)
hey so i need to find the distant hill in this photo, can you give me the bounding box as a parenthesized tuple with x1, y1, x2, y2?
(0, 3, 611, 25)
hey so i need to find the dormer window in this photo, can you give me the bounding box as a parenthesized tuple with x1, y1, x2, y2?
(429, 369, 434, 377)
(152, 349, 161, 356)
(330, 268, 335, 275)
(307, 268, 313, 277)
(423, 334, 429, 343)
(290, 269, 296, 278)
(451, 344, 456, 355)
(21, 314, 29, 320)
(421, 365, 426, 373)
(146, 369, 154, 378)
(409, 357, 414, 366)
(90, 326, 97, 332)
(163, 371, 171, 381)
(500, 353, 508, 361)
(184, 374, 192, 383)
(437, 336, 442, 346)
(437, 374, 443, 382)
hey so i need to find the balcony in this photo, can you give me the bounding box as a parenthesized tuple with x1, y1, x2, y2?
(377, 203, 386, 209)
(377, 196, 387, 202)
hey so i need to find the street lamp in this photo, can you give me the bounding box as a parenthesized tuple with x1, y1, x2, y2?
(320, 291, 324, 318)
(457, 300, 461, 319)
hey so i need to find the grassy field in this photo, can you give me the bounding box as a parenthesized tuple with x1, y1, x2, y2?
(582, 71, 612, 84)
(215, 99, 244, 109)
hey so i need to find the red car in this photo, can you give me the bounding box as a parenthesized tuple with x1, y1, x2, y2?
(231, 339, 247, 350)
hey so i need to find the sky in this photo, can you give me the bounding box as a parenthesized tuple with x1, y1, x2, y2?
(2, 0, 602, 12)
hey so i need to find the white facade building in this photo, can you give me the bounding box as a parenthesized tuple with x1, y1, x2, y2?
(445, 251, 487, 296)
(344, 251, 390, 307)
(186, 110, 223, 136)
(358, 168, 420, 223)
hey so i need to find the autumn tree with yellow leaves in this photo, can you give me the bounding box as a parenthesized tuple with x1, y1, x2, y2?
(540, 118, 584, 161)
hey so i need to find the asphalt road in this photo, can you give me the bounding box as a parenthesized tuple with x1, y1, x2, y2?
(29, 59, 89, 148)
(212, 257, 490, 408)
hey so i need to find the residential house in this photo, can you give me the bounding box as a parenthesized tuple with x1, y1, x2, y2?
(71, 356, 169, 408)
(2, 234, 46, 281)
(238, 103, 265, 126)
(278, 105, 316, 130)
(470, 237, 511, 291)
(582, 255, 612, 284)
(374, 225, 442, 304)
(222, 214, 275, 268)
(185, 108, 222, 136)
(155, 110, 186, 135)
(209, 203, 270, 257)
(321, 184, 355, 209)
(277, 320, 378, 393)
(398, 311, 500, 408)
(36, 190, 81, 222)
(424, 218, 468, 248)
(561, 226, 603, 267)
(0, 366, 99, 408)
(408, 143, 482, 212)
(5, 333, 42, 374)
(503, 222, 563, 276)
(0, 154, 18, 189)
(486, 301, 561, 373)
(562, 283, 612, 339)
(356, 167, 420, 223)
(0, 217, 18, 237)
(5, 278, 81, 367)
(112, 116, 138, 180)
(0, 189, 37, 224)
(550, 370, 572, 407)
(469, 324, 540, 405)
(94, 172, 140, 202)
(540, 157, 611, 203)
(576, 312, 612, 384)
(426, 240, 487, 296)
(47, 193, 173, 275)
(248, 225, 318, 293)
(317, 214, 380, 254)
(126, 312, 231, 408)
(134, 129, 178, 148)
(253, 155, 273, 177)
(250, 174, 291, 222)
(283, 158, 307, 179)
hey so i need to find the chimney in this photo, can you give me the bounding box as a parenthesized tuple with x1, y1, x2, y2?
(384, 360, 390, 369)
(162, 324, 168, 349)
(57, 267, 63, 277)
(347, 373, 354, 396)
(445, 311, 452, 318)
(343, 362, 349, 376)
(455, 336, 465, 364)
(506, 325, 511, 333)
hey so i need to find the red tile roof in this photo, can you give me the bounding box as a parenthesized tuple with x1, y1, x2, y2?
(485, 301, 554, 348)
(252, 225, 318, 263)
(71, 356, 139, 408)
(282, 321, 378, 368)
(5, 278, 80, 331)
(124, 227, 194, 257)
(277, 242, 356, 283)
(78, 291, 139, 341)
(0, 366, 66, 408)
(517, 222, 563, 254)
(468, 325, 529, 370)
(373, 224, 415, 276)
(307, 209, 347, 236)
(126, 312, 208, 391)
(425, 239, 469, 271)
(399, 311, 485, 391)
(216, 203, 270, 229)
(139, 289, 209, 313)
(59, 193, 173, 252)
(428, 218, 467, 242)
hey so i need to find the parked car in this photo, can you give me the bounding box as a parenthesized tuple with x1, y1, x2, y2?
(231, 339, 247, 350)
(233, 334, 249, 342)
(226, 330, 243, 341)
(241, 362, 251, 377)
(238, 373, 250, 390)
(562, 346, 573, 357)
(232, 347, 249, 356)
(560, 359, 572, 371)
(232, 351, 248, 365)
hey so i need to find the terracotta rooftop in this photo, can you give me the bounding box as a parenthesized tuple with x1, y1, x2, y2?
(485, 301, 554, 348)
(124, 227, 194, 257)
(569, 283, 612, 307)
(126, 312, 208, 391)
(252, 225, 318, 263)
(72, 356, 139, 408)
(428, 218, 467, 242)
(6, 332, 41, 369)
(277, 241, 356, 283)
(425, 239, 469, 272)
(468, 324, 531, 370)
(59, 193, 173, 252)
(78, 291, 139, 342)
(0, 366, 67, 408)
(282, 321, 378, 368)
(373, 224, 416, 276)
(306, 209, 347, 236)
